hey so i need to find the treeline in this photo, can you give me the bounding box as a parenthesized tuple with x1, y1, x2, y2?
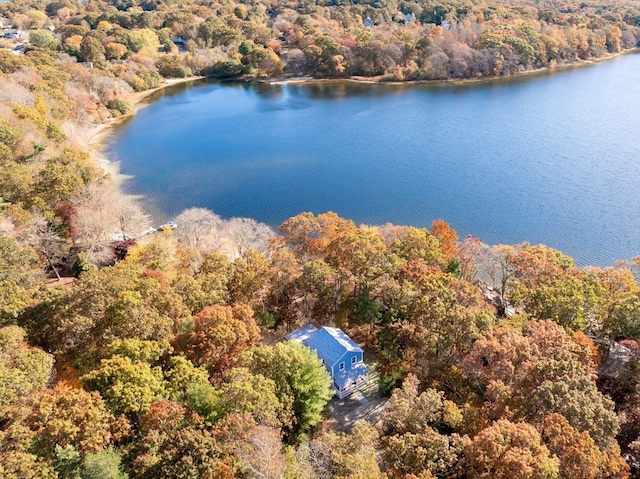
(1, 0, 639, 83)
(1, 206, 640, 478)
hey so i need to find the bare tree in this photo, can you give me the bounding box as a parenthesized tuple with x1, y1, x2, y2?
(236, 426, 285, 479)
(174, 207, 221, 247)
(21, 212, 67, 280)
(221, 217, 275, 256)
(114, 198, 151, 241)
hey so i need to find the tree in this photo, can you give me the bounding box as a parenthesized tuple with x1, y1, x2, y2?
(461, 321, 619, 447)
(0, 233, 42, 321)
(82, 448, 129, 479)
(464, 420, 560, 479)
(379, 374, 464, 477)
(0, 326, 53, 415)
(390, 226, 444, 267)
(217, 368, 284, 428)
(33, 161, 84, 209)
(325, 226, 387, 281)
(278, 212, 355, 261)
(20, 213, 66, 280)
(129, 423, 234, 479)
(312, 421, 385, 479)
(80, 36, 106, 62)
(114, 198, 151, 241)
(174, 304, 260, 380)
(541, 413, 629, 479)
(29, 29, 59, 50)
(430, 219, 458, 262)
(19, 385, 124, 455)
(241, 342, 333, 439)
(82, 354, 166, 418)
(70, 184, 120, 263)
(229, 250, 270, 305)
(22, 263, 190, 361)
(604, 290, 640, 340)
(236, 425, 285, 479)
(174, 207, 221, 248)
(126, 29, 160, 53)
(221, 217, 275, 256)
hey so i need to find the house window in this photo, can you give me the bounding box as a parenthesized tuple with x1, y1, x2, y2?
(339, 362, 345, 371)
(351, 356, 357, 365)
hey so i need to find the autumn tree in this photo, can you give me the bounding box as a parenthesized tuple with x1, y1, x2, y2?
(173, 304, 260, 380)
(464, 420, 560, 479)
(0, 326, 53, 416)
(461, 321, 619, 447)
(390, 226, 444, 267)
(541, 413, 629, 479)
(17, 385, 126, 456)
(430, 219, 459, 262)
(312, 420, 385, 479)
(379, 374, 465, 477)
(229, 250, 270, 305)
(22, 263, 190, 361)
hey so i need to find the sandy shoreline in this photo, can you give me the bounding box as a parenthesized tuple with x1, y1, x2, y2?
(87, 76, 206, 183)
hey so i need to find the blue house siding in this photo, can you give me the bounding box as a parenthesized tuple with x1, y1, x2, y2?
(286, 325, 369, 398)
(332, 351, 362, 382)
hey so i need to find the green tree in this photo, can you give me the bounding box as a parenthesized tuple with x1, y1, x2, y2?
(82, 448, 129, 479)
(241, 342, 333, 439)
(82, 355, 165, 418)
(604, 290, 640, 339)
(0, 234, 42, 322)
(126, 29, 160, 53)
(80, 36, 105, 62)
(29, 29, 59, 50)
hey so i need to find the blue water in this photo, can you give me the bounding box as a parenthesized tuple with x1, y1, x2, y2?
(104, 53, 640, 267)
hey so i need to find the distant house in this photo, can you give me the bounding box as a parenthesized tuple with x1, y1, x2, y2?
(286, 325, 369, 399)
(363, 17, 374, 28)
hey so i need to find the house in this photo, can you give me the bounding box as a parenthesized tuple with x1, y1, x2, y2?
(286, 325, 369, 399)
(363, 17, 373, 28)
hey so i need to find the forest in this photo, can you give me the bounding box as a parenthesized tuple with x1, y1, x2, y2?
(1, 0, 640, 477)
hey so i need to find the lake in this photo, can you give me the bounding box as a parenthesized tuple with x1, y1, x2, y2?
(103, 53, 640, 267)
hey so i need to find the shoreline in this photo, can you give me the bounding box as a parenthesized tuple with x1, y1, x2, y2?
(87, 48, 638, 169)
(260, 48, 639, 86)
(87, 76, 205, 183)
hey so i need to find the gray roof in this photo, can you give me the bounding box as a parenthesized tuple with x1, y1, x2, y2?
(285, 324, 319, 343)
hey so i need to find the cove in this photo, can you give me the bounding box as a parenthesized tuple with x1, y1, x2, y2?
(103, 53, 640, 267)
